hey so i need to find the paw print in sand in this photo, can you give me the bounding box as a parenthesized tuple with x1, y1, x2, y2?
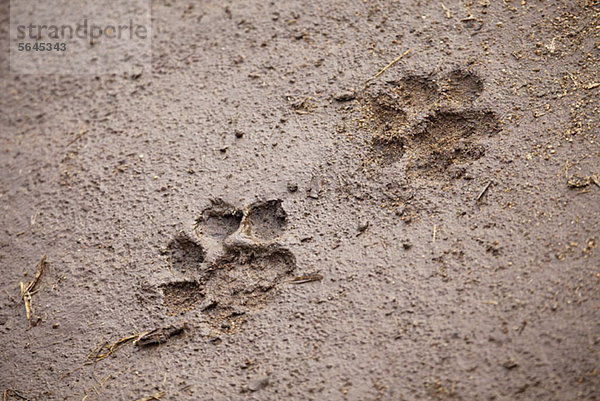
(160, 199, 294, 332)
(362, 69, 500, 179)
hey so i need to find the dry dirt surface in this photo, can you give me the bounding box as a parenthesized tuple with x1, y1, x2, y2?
(1, 0, 600, 400)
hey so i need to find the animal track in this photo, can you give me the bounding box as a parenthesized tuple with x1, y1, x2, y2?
(166, 234, 205, 273)
(362, 69, 500, 179)
(406, 110, 499, 178)
(441, 70, 483, 106)
(201, 244, 295, 329)
(194, 199, 243, 240)
(160, 199, 295, 331)
(390, 74, 440, 110)
(248, 199, 287, 241)
(161, 281, 205, 315)
(371, 135, 406, 165)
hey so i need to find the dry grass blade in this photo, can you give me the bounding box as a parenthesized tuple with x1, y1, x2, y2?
(441, 3, 452, 18)
(88, 334, 142, 363)
(476, 181, 493, 203)
(3, 390, 30, 401)
(134, 391, 166, 401)
(374, 49, 411, 78)
(19, 255, 48, 325)
(87, 324, 186, 364)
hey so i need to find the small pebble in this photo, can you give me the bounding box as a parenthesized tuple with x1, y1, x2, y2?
(334, 90, 356, 102)
(357, 220, 370, 233)
(308, 174, 322, 199)
(502, 358, 518, 369)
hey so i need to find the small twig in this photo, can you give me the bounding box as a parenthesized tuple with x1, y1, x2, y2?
(135, 324, 186, 347)
(476, 181, 493, 203)
(66, 131, 86, 147)
(289, 273, 323, 284)
(432, 224, 437, 242)
(374, 49, 411, 78)
(441, 3, 452, 18)
(22, 256, 47, 294)
(19, 255, 48, 325)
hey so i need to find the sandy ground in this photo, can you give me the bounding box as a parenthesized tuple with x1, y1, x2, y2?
(1, 0, 599, 400)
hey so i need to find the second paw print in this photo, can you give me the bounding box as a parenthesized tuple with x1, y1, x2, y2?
(362, 68, 500, 179)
